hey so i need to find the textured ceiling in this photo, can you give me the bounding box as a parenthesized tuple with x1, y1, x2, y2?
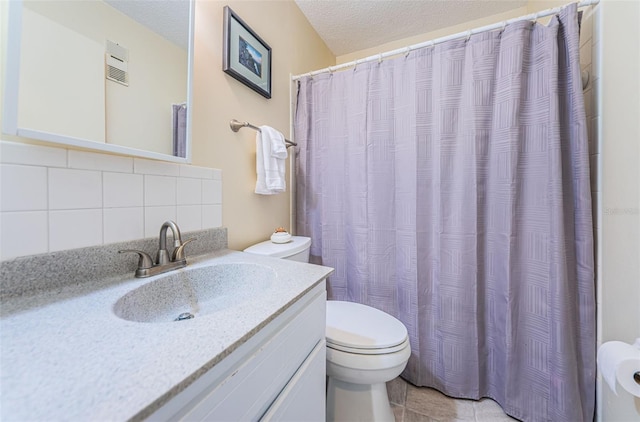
(295, 0, 528, 56)
(104, 0, 190, 50)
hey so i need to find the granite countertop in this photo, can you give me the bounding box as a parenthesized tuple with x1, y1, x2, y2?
(0, 249, 333, 421)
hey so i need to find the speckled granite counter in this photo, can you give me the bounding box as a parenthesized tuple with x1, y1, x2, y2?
(0, 249, 333, 421)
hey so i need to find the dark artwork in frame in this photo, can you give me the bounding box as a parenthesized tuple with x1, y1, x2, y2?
(223, 6, 272, 99)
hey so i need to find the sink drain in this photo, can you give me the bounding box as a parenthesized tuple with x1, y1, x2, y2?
(175, 312, 194, 321)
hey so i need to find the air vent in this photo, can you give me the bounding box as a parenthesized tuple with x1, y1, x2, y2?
(105, 40, 129, 86)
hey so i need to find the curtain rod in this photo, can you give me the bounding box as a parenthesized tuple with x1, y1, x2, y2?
(292, 0, 599, 81)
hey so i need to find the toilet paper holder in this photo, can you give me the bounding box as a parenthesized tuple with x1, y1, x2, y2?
(635, 371, 640, 385)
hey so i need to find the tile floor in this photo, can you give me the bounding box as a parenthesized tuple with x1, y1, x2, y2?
(386, 377, 519, 422)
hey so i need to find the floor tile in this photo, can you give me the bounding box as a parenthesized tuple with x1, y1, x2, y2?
(473, 398, 519, 421)
(403, 408, 437, 422)
(391, 403, 405, 422)
(388, 378, 518, 422)
(387, 377, 408, 405)
(405, 385, 475, 421)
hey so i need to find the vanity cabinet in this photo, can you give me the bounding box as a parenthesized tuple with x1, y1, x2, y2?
(149, 282, 326, 421)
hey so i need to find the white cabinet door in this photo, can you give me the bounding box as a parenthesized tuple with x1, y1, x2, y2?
(261, 339, 326, 422)
(150, 283, 327, 422)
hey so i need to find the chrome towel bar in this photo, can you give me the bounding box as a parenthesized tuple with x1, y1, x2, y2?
(229, 119, 297, 147)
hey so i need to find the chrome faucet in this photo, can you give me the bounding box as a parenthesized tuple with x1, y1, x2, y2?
(156, 220, 182, 265)
(119, 220, 195, 278)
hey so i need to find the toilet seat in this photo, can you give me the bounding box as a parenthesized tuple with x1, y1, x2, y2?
(326, 301, 409, 355)
(327, 337, 409, 354)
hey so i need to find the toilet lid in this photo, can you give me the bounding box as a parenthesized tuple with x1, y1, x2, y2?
(326, 301, 408, 352)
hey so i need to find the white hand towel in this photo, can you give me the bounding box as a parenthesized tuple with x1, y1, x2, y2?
(255, 126, 287, 195)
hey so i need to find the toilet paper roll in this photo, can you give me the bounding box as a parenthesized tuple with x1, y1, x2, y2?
(597, 339, 640, 397)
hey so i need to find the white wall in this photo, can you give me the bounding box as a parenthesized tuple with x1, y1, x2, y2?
(597, 0, 640, 419)
(336, 6, 528, 64)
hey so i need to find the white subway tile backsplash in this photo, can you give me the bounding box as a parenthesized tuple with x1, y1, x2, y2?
(202, 204, 222, 229)
(202, 179, 222, 204)
(134, 158, 179, 176)
(144, 175, 177, 206)
(49, 209, 102, 252)
(177, 205, 203, 232)
(179, 164, 215, 179)
(177, 178, 202, 205)
(0, 211, 48, 260)
(581, 8, 595, 44)
(583, 87, 593, 120)
(0, 164, 48, 211)
(144, 206, 177, 238)
(103, 173, 143, 208)
(104, 207, 144, 243)
(0, 141, 66, 167)
(68, 150, 133, 173)
(591, 40, 602, 80)
(580, 41, 592, 69)
(0, 140, 221, 259)
(49, 168, 102, 210)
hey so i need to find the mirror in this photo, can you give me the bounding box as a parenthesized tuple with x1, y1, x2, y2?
(2, 0, 194, 163)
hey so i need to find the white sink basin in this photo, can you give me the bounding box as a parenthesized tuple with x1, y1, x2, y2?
(113, 263, 276, 323)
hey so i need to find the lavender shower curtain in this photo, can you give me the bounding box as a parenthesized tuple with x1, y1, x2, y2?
(294, 4, 594, 422)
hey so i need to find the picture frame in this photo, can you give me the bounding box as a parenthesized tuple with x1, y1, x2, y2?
(223, 6, 272, 99)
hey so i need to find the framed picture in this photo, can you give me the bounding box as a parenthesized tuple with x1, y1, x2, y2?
(223, 6, 272, 99)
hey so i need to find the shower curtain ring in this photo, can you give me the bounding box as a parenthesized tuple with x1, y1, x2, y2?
(466, 30, 472, 42)
(534, 12, 539, 24)
(405, 47, 411, 58)
(378, 53, 383, 64)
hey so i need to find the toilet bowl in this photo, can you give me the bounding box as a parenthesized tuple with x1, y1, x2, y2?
(244, 236, 411, 421)
(325, 300, 410, 422)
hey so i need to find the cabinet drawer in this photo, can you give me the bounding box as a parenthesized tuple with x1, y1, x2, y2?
(261, 339, 326, 422)
(157, 285, 326, 421)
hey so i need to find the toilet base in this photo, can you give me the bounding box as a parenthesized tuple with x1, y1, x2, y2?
(326, 377, 394, 422)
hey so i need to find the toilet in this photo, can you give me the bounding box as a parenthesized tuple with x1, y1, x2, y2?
(244, 236, 411, 422)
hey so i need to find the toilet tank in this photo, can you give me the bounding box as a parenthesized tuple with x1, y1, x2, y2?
(243, 236, 311, 263)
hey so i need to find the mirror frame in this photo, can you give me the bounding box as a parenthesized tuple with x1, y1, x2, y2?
(2, 0, 194, 163)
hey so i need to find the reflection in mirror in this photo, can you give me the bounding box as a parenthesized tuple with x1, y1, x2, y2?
(3, 0, 193, 162)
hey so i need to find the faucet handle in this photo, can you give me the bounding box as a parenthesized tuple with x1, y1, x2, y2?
(119, 249, 154, 269)
(172, 238, 196, 261)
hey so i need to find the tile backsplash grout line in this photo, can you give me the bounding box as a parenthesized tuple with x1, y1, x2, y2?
(0, 141, 223, 260)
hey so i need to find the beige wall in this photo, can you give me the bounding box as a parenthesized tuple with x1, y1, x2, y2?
(13, 0, 187, 155)
(1, 1, 334, 252)
(190, 1, 333, 250)
(18, 4, 105, 142)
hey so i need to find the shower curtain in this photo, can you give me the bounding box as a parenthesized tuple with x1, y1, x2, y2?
(294, 4, 594, 422)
